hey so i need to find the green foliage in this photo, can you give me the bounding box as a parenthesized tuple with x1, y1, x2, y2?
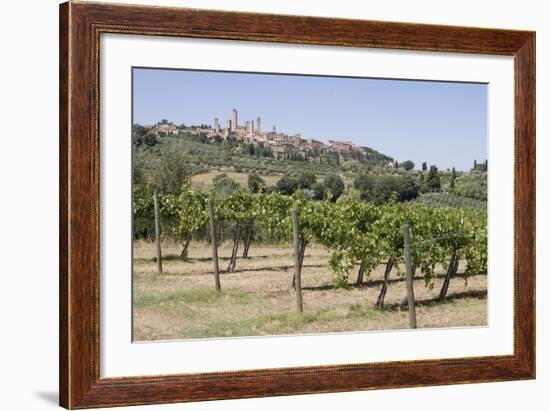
(132, 125, 158, 148)
(353, 173, 418, 204)
(133, 128, 395, 181)
(308, 197, 487, 286)
(131, 124, 487, 289)
(219, 190, 257, 222)
(275, 171, 318, 195)
(329, 250, 355, 282)
(336, 187, 362, 203)
(322, 200, 383, 282)
(254, 192, 294, 237)
(410, 192, 487, 210)
(454, 173, 487, 201)
(154, 150, 193, 194)
(400, 160, 415, 171)
(425, 165, 441, 192)
(450, 167, 456, 189)
(247, 172, 266, 193)
(276, 174, 299, 195)
(406, 206, 464, 284)
(212, 173, 240, 197)
(134, 186, 488, 289)
(296, 171, 317, 189)
(323, 174, 345, 202)
(311, 182, 326, 201)
(463, 211, 488, 275)
(133, 147, 192, 195)
(133, 184, 155, 239)
(341, 160, 359, 173)
(172, 186, 209, 241)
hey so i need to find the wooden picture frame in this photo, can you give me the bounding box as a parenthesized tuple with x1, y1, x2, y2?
(59, 1, 535, 408)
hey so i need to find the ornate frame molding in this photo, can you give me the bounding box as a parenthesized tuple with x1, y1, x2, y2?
(59, 2, 535, 408)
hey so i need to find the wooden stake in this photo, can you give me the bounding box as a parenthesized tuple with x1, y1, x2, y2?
(291, 208, 303, 312)
(356, 259, 365, 285)
(153, 190, 163, 274)
(403, 224, 417, 328)
(208, 198, 221, 292)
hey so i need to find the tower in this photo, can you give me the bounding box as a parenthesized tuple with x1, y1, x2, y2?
(248, 120, 254, 135)
(256, 117, 261, 134)
(213, 117, 220, 133)
(231, 108, 238, 131)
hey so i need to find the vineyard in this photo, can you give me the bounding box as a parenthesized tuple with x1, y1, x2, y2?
(133, 187, 487, 340)
(409, 192, 487, 210)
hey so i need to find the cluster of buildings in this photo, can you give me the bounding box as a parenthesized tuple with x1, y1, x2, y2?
(151, 122, 179, 135)
(148, 108, 367, 158)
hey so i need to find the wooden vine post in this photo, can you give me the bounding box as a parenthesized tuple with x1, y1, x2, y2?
(403, 223, 417, 329)
(291, 208, 303, 312)
(208, 198, 221, 292)
(153, 189, 163, 274)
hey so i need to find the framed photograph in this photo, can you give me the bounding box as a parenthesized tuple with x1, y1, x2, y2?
(59, 2, 535, 409)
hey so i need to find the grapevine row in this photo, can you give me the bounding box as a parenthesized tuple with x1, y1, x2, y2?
(134, 186, 487, 304)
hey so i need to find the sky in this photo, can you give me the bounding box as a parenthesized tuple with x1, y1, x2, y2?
(133, 68, 487, 171)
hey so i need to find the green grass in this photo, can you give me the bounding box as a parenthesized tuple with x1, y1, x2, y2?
(134, 288, 252, 307)
(183, 303, 385, 338)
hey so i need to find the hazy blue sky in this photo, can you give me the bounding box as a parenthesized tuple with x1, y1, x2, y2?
(133, 68, 487, 171)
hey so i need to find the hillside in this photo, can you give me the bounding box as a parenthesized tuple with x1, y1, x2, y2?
(133, 125, 487, 208)
(134, 128, 394, 179)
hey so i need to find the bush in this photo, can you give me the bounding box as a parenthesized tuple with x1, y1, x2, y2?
(212, 173, 240, 197)
(400, 160, 415, 171)
(311, 182, 326, 200)
(424, 165, 441, 192)
(353, 173, 419, 204)
(276, 175, 298, 195)
(323, 174, 345, 202)
(248, 172, 266, 193)
(296, 171, 317, 189)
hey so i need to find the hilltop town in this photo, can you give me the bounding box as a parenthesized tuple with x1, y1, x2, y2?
(143, 108, 389, 163)
(134, 107, 487, 210)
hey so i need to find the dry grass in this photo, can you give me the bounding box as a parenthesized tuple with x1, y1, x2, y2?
(190, 169, 281, 189)
(133, 241, 487, 341)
